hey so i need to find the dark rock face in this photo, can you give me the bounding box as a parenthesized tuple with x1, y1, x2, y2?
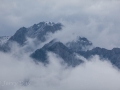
(66, 37, 93, 52)
(0, 22, 63, 52)
(78, 47, 120, 69)
(0, 36, 10, 52)
(9, 22, 63, 45)
(31, 40, 83, 67)
(9, 27, 27, 45)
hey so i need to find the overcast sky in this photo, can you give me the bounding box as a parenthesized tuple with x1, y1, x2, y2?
(0, 0, 120, 48)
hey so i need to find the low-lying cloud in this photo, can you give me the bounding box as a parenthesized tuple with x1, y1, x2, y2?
(0, 44, 120, 90)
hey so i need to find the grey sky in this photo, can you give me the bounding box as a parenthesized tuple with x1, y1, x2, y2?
(0, 0, 120, 48)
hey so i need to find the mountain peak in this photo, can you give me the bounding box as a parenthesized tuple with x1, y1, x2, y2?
(31, 40, 83, 66)
(9, 21, 63, 45)
(66, 36, 93, 52)
(44, 21, 55, 26)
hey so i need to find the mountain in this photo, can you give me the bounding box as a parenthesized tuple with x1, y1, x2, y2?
(9, 22, 63, 45)
(0, 36, 11, 52)
(78, 47, 120, 69)
(0, 36, 10, 46)
(31, 40, 83, 67)
(66, 36, 93, 52)
(1, 21, 120, 68)
(0, 22, 63, 52)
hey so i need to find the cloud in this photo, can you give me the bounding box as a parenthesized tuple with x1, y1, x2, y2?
(0, 1, 120, 89)
(46, 18, 120, 49)
(0, 43, 120, 90)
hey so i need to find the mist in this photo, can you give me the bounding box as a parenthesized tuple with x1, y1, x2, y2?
(0, 0, 120, 90)
(0, 43, 120, 90)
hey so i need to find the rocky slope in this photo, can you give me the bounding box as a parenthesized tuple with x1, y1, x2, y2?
(31, 40, 83, 67)
(1, 21, 120, 68)
(0, 36, 10, 46)
(9, 22, 63, 45)
(78, 47, 120, 69)
(66, 36, 93, 52)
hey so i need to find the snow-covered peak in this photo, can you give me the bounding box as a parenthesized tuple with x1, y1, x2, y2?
(35, 21, 55, 27)
(44, 21, 55, 26)
(9, 21, 63, 45)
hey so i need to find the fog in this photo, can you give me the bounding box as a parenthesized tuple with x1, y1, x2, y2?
(0, 43, 120, 90)
(1, 0, 120, 89)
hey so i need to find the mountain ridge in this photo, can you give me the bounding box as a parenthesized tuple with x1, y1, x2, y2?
(9, 22, 63, 45)
(1, 21, 120, 68)
(31, 40, 83, 67)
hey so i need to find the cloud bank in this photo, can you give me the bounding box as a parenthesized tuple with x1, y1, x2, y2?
(0, 44, 120, 90)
